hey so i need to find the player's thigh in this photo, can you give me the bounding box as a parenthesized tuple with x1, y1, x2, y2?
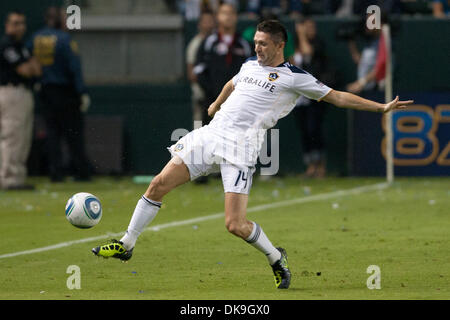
(158, 156, 191, 188)
(145, 156, 190, 198)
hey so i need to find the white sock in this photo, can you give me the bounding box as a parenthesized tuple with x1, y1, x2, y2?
(245, 221, 281, 265)
(120, 195, 161, 250)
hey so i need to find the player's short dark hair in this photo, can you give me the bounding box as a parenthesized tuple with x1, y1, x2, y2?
(256, 20, 288, 44)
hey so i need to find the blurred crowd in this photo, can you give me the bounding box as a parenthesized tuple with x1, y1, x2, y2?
(1, 1, 447, 189)
(176, 0, 450, 20)
(0, 7, 91, 190)
(75, 0, 449, 17)
(184, 0, 447, 179)
(181, 5, 448, 183)
(185, 3, 335, 179)
(179, 0, 446, 180)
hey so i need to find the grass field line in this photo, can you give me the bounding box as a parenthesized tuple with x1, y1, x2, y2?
(0, 182, 388, 260)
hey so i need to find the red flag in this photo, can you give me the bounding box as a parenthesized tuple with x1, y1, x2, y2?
(375, 31, 387, 82)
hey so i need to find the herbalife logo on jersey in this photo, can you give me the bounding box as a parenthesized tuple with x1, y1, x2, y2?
(237, 76, 277, 93)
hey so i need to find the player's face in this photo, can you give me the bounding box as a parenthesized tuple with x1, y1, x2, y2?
(254, 31, 283, 66)
(5, 14, 26, 40)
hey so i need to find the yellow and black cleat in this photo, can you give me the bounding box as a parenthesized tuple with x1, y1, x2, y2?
(271, 247, 291, 289)
(92, 239, 133, 261)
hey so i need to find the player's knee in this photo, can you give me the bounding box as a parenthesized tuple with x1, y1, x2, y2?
(225, 219, 245, 237)
(225, 220, 237, 235)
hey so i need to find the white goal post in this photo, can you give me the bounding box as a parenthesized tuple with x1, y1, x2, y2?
(382, 24, 394, 184)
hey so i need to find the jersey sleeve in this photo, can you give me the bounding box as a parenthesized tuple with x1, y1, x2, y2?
(291, 69, 332, 101)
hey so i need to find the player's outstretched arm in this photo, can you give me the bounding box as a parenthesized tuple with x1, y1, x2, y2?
(208, 79, 235, 118)
(322, 89, 414, 113)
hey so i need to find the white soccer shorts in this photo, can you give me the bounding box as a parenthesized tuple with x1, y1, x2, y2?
(168, 126, 255, 195)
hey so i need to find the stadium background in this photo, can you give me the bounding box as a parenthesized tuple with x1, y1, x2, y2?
(0, 0, 449, 302)
(0, 0, 449, 177)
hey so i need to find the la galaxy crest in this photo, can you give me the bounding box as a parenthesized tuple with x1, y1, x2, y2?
(174, 143, 184, 152)
(268, 72, 279, 82)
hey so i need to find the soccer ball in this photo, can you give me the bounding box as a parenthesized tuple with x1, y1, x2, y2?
(65, 192, 102, 229)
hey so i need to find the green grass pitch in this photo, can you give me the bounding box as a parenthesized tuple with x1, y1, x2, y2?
(0, 176, 449, 300)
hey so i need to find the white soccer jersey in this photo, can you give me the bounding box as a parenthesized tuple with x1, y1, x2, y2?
(205, 57, 332, 167)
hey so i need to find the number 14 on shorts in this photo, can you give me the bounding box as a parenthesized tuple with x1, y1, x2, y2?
(235, 170, 249, 189)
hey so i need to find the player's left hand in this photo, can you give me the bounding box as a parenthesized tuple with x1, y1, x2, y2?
(382, 96, 414, 113)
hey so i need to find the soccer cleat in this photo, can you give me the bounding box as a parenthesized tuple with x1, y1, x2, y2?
(271, 247, 291, 289)
(91, 239, 133, 261)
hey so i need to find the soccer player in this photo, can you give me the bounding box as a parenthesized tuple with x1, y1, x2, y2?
(92, 20, 413, 289)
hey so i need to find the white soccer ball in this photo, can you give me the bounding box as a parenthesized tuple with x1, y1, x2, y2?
(65, 192, 102, 229)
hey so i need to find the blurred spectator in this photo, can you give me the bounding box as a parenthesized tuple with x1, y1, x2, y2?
(345, 15, 381, 95)
(242, 13, 295, 61)
(0, 10, 41, 190)
(186, 11, 216, 127)
(194, 2, 251, 126)
(292, 18, 335, 178)
(335, 0, 404, 17)
(335, 0, 355, 17)
(193, 2, 250, 183)
(30, 7, 91, 182)
(296, 0, 342, 16)
(432, 0, 450, 17)
(180, 0, 239, 20)
(353, 0, 402, 15)
(246, 0, 301, 18)
(246, 0, 341, 17)
(247, 0, 283, 17)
